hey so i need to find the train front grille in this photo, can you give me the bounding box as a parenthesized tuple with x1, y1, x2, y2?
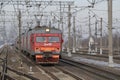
(43, 52, 52, 58)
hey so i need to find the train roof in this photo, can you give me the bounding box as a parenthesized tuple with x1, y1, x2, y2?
(28, 26, 62, 34)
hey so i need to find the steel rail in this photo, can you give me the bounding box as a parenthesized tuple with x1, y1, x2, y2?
(55, 66, 83, 80)
(7, 67, 40, 80)
(0, 46, 40, 80)
(37, 65, 60, 80)
(75, 53, 120, 61)
(16, 48, 60, 80)
(60, 58, 120, 80)
(18, 48, 80, 80)
(0, 72, 16, 80)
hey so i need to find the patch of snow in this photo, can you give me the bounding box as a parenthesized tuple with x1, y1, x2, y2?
(0, 44, 4, 48)
(72, 57, 120, 68)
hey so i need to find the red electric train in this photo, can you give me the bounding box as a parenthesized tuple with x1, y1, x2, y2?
(16, 26, 63, 64)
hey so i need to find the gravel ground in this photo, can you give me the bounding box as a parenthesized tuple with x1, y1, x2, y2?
(0, 45, 53, 80)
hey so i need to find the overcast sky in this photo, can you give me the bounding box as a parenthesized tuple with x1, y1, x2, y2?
(1, 0, 120, 41)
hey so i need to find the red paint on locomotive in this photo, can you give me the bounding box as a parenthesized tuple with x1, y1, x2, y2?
(19, 26, 63, 64)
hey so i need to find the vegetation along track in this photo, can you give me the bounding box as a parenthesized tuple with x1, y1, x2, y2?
(60, 58, 120, 80)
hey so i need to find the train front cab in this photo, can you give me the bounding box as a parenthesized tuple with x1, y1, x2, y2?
(32, 33, 63, 64)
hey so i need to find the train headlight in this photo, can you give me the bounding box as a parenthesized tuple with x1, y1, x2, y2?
(35, 48, 41, 53)
(46, 28, 50, 32)
(56, 48, 60, 52)
(52, 55, 59, 58)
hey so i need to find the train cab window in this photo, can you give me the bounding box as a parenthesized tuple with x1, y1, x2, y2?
(48, 37, 60, 42)
(36, 37, 46, 42)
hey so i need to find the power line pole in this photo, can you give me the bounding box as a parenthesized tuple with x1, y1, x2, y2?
(72, 16, 76, 53)
(100, 18, 103, 54)
(59, 1, 62, 30)
(61, 16, 64, 33)
(0, 11, 7, 43)
(108, 0, 114, 67)
(18, 10, 21, 51)
(88, 10, 91, 37)
(3, 11, 7, 43)
(88, 10, 94, 54)
(67, 4, 72, 57)
(95, 20, 97, 53)
(58, 20, 60, 29)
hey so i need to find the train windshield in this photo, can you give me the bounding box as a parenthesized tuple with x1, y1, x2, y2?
(48, 37, 60, 42)
(36, 37, 46, 42)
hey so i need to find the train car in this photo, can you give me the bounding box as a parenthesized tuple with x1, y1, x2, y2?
(20, 26, 63, 64)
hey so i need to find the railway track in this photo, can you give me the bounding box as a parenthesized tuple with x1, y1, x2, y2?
(0, 47, 4, 55)
(60, 58, 120, 80)
(19, 48, 83, 80)
(0, 45, 9, 80)
(37, 64, 82, 80)
(18, 47, 120, 80)
(0, 72, 16, 80)
(74, 53, 120, 63)
(55, 66, 82, 80)
(2, 45, 120, 80)
(1, 68, 39, 80)
(0, 45, 40, 80)
(7, 67, 40, 80)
